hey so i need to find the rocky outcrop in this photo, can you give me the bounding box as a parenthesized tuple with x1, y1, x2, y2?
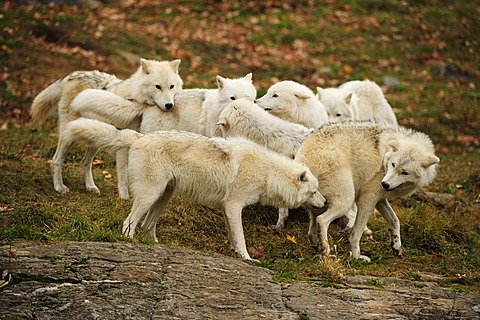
(1, 242, 479, 319)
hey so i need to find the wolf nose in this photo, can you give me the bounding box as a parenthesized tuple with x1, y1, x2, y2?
(165, 103, 174, 110)
(381, 181, 390, 190)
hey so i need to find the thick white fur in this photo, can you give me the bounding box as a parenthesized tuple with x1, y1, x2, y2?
(30, 59, 183, 198)
(218, 99, 312, 159)
(338, 80, 398, 126)
(218, 98, 313, 229)
(316, 87, 360, 123)
(200, 73, 257, 137)
(255, 80, 328, 129)
(64, 118, 326, 260)
(297, 122, 439, 262)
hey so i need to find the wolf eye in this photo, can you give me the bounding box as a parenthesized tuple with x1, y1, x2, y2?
(401, 171, 409, 175)
(391, 163, 395, 168)
(272, 94, 278, 98)
(170, 85, 174, 89)
(336, 113, 342, 117)
(230, 96, 235, 100)
(155, 85, 162, 90)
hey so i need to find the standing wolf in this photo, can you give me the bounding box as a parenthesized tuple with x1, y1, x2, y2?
(30, 59, 183, 198)
(255, 80, 328, 129)
(297, 122, 439, 261)
(70, 73, 256, 197)
(64, 118, 325, 261)
(317, 80, 398, 126)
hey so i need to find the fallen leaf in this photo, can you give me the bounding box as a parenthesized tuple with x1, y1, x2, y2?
(286, 234, 297, 244)
(93, 158, 106, 165)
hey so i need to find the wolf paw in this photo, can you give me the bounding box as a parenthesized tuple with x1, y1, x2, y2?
(269, 223, 285, 231)
(358, 255, 372, 263)
(55, 185, 70, 194)
(86, 186, 100, 194)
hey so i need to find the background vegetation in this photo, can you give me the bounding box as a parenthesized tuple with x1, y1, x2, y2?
(1, 0, 479, 291)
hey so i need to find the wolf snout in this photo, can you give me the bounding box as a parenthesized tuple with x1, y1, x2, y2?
(310, 191, 326, 208)
(381, 181, 390, 191)
(165, 103, 174, 110)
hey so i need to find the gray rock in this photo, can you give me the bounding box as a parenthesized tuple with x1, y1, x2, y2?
(382, 76, 400, 87)
(1, 242, 479, 319)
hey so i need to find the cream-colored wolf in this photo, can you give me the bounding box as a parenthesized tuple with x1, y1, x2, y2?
(297, 122, 439, 262)
(30, 59, 183, 198)
(64, 118, 326, 260)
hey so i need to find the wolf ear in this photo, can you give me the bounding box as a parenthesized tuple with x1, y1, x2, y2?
(217, 117, 229, 131)
(217, 75, 226, 90)
(169, 59, 181, 73)
(316, 87, 323, 99)
(387, 139, 399, 152)
(298, 171, 308, 182)
(244, 73, 253, 81)
(294, 92, 311, 100)
(140, 59, 150, 74)
(345, 92, 353, 104)
(422, 154, 440, 168)
(294, 154, 306, 165)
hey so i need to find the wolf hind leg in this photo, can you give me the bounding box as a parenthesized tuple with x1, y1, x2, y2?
(315, 200, 352, 257)
(116, 148, 129, 199)
(349, 193, 377, 262)
(123, 181, 168, 238)
(52, 134, 75, 194)
(140, 181, 175, 242)
(82, 146, 100, 194)
(272, 207, 289, 230)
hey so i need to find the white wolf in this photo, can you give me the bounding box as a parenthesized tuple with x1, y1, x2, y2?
(317, 80, 398, 126)
(71, 73, 256, 198)
(217, 99, 370, 233)
(217, 98, 313, 229)
(255, 80, 328, 129)
(30, 59, 183, 198)
(72, 88, 211, 198)
(297, 121, 439, 262)
(316, 87, 359, 123)
(64, 118, 326, 260)
(200, 73, 257, 136)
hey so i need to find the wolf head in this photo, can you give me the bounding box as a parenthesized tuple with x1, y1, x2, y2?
(255, 81, 327, 128)
(266, 154, 325, 209)
(317, 87, 358, 123)
(382, 136, 439, 195)
(256, 81, 311, 119)
(294, 155, 326, 209)
(216, 73, 257, 106)
(133, 59, 183, 111)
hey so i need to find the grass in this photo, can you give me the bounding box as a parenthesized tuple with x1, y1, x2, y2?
(0, 0, 479, 291)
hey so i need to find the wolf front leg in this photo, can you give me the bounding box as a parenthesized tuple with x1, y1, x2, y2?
(376, 198, 402, 257)
(223, 201, 252, 261)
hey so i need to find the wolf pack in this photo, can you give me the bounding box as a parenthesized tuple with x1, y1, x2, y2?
(30, 59, 439, 262)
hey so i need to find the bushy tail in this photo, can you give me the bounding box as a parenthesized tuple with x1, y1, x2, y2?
(64, 118, 142, 152)
(72, 89, 145, 128)
(30, 78, 66, 124)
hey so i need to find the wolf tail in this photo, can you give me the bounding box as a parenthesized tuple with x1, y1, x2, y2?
(72, 89, 145, 129)
(65, 118, 142, 152)
(30, 77, 68, 124)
